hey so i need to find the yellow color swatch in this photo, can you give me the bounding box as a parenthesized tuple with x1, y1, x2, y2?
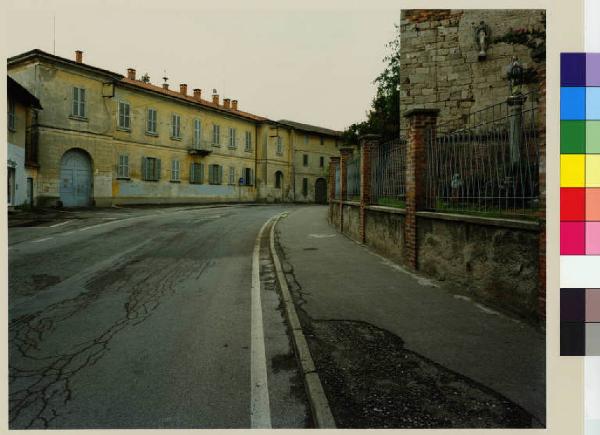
(587, 155, 600, 187)
(561, 154, 585, 187)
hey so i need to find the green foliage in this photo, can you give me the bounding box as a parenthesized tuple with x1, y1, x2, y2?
(342, 24, 401, 145)
(376, 197, 406, 209)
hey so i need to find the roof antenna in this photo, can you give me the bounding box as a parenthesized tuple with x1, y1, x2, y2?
(162, 70, 168, 85)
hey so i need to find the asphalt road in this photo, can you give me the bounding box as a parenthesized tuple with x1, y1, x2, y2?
(8, 204, 309, 429)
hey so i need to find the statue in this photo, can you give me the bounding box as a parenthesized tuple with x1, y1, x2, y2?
(475, 21, 491, 60)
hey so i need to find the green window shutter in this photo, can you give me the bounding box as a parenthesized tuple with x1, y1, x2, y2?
(141, 156, 147, 181)
(80, 88, 86, 117)
(72, 88, 78, 116)
(156, 159, 161, 181)
(200, 164, 204, 184)
(190, 163, 195, 183)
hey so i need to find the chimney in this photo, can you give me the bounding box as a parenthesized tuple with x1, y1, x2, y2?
(162, 83, 169, 90)
(193, 89, 202, 101)
(223, 98, 231, 109)
(127, 68, 136, 80)
(212, 94, 219, 105)
(75, 50, 83, 63)
(232, 100, 238, 110)
(180, 83, 187, 96)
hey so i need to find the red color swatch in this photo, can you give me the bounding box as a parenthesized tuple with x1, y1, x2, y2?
(561, 188, 586, 221)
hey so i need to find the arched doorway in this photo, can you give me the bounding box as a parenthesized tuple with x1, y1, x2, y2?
(315, 178, 327, 204)
(60, 148, 92, 207)
(275, 171, 283, 189)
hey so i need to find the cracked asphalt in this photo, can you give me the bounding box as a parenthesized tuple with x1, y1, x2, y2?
(8, 204, 309, 429)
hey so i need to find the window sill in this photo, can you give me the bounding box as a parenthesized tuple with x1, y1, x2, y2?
(116, 177, 131, 180)
(170, 136, 182, 141)
(212, 144, 221, 148)
(8, 126, 17, 133)
(208, 182, 222, 185)
(244, 149, 253, 153)
(170, 180, 181, 183)
(145, 131, 159, 137)
(117, 127, 131, 132)
(228, 146, 237, 150)
(69, 115, 88, 122)
(190, 181, 204, 185)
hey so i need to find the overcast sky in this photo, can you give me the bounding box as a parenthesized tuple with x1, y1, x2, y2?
(5, 1, 398, 131)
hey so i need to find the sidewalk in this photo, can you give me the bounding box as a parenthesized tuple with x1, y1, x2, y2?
(276, 205, 545, 428)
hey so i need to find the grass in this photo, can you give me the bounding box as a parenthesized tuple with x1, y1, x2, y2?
(433, 200, 540, 221)
(368, 198, 539, 221)
(375, 198, 406, 209)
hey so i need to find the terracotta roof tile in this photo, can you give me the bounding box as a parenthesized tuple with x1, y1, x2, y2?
(119, 78, 269, 122)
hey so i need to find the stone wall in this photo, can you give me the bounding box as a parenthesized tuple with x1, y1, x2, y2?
(364, 206, 406, 265)
(330, 202, 540, 321)
(341, 202, 361, 240)
(416, 213, 539, 320)
(400, 9, 545, 131)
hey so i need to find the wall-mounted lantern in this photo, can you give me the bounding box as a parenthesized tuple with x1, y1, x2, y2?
(507, 56, 525, 96)
(475, 21, 491, 61)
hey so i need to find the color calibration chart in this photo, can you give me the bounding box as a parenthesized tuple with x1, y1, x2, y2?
(561, 53, 600, 356)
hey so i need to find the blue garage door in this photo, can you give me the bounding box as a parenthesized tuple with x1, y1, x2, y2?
(60, 149, 92, 207)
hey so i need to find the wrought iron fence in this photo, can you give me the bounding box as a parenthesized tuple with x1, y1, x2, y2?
(370, 137, 407, 208)
(425, 92, 540, 217)
(346, 154, 361, 200)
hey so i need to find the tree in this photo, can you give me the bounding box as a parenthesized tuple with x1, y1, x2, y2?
(343, 24, 400, 145)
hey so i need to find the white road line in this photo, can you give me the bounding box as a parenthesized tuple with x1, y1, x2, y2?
(32, 237, 53, 243)
(250, 215, 277, 429)
(49, 220, 70, 228)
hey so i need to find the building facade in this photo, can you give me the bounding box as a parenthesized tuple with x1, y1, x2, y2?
(7, 49, 342, 207)
(7, 76, 42, 208)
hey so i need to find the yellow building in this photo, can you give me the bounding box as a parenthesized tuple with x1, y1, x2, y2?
(7, 76, 42, 208)
(7, 49, 342, 207)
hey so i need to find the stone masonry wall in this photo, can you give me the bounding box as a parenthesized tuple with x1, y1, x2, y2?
(400, 9, 545, 131)
(416, 215, 539, 320)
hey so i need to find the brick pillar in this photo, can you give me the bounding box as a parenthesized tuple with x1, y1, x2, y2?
(404, 108, 439, 270)
(359, 134, 381, 243)
(339, 148, 354, 232)
(328, 156, 340, 224)
(537, 66, 546, 324)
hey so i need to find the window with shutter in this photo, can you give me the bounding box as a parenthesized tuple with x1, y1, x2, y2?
(72, 87, 86, 117)
(171, 114, 181, 139)
(228, 128, 236, 149)
(118, 101, 130, 130)
(276, 137, 283, 155)
(228, 167, 235, 185)
(244, 131, 252, 152)
(117, 155, 129, 178)
(190, 162, 204, 184)
(147, 108, 157, 134)
(212, 124, 220, 146)
(194, 119, 201, 146)
(171, 159, 180, 181)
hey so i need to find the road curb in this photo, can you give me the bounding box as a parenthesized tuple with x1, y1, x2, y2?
(269, 213, 336, 429)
